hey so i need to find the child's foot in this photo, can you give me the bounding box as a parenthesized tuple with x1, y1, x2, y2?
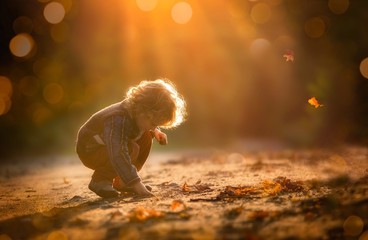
(112, 177, 152, 192)
(88, 179, 119, 198)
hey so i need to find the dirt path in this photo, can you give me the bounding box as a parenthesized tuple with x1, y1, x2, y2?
(0, 145, 367, 240)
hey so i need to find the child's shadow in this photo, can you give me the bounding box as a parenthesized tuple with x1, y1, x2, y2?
(0, 193, 145, 240)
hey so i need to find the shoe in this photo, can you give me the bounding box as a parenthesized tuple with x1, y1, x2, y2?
(88, 179, 119, 198)
(112, 177, 152, 192)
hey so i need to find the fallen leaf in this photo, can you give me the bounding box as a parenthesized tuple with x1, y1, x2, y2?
(128, 206, 165, 222)
(221, 186, 259, 197)
(182, 182, 213, 193)
(194, 183, 212, 192)
(283, 50, 294, 62)
(182, 182, 191, 192)
(170, 200, 186, 212)
(308, 97, 324, 108)
(274, 176, 306, 193)
(262, 180, 282, 195)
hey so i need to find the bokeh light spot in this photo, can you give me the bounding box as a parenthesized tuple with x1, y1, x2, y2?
(0, 234, 12, 240)
(266, 0, 283, 6)
(250, 38, 271, 57)
(43, 83, 64, 104)
(343, 215, 364, 236)
(228, 1, 250, 20)
(19, 76, 39, 96)
(13, 16, 33, 34)
(0, 97, 11, 116)
(44, 2, 65, 24)
(58, 0, 73, 13)
(9, 33, 35, 58)
(0, 76, 13, 116)
(360, 231, 368, 240)
(304, 17, 326, 38)
(32, 106, 52, 125)
(251, 3, 272, 24)
(359, 57, 368, 79)
(136, 0, 157, 12)
(171, 2, 193, 24)
(0, 76, 13, 98)
(328, 0, 349, 15)
(50, 22, 69, 43)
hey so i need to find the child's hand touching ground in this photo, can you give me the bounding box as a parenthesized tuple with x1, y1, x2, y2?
(132, 181, 155, 197)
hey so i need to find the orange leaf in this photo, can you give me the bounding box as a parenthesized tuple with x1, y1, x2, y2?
(308, 97, 324, 108)
(182, 182, 191, 192)
(128, 206, 165, 222)
(283, 50, 294, 62)
(170, 200, 186, 212)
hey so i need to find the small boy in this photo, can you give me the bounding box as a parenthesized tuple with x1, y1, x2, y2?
(76, 79, 187, 198)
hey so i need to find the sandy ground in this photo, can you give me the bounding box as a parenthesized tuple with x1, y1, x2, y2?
(0, 143, 367, 240)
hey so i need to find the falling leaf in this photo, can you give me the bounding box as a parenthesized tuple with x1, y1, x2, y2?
(308, 97, 324, 108)
(128, 206, 165, 222)
(283, 50, 294, 62)
(170, 200, 186, 212)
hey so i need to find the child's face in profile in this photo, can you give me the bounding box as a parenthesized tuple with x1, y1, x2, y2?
(135, 113, 158, 132)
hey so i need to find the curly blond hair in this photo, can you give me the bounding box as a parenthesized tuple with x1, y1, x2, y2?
(125, 79, 187, 129)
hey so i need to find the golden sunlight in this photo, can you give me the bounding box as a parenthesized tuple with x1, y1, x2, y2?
(9, 33, 35, 58)
(359, 57, 368, 79)
(328, 0, 349, 15)
(171, 2, 192, 24)
(44, 2, 65, 24)
(136, 0, 157, 12)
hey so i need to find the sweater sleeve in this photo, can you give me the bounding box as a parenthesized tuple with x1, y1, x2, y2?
(103, 115, 141, 186)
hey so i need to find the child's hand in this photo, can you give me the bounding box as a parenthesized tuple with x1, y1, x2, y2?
(132, 181, 155, 197)
(154, 129, 168, 145)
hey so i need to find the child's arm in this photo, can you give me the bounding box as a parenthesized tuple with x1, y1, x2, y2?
(153, 128, 168, 145)
(103, 115, 144, 190)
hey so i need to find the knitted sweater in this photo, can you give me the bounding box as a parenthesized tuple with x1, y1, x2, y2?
(76, 100, 142, 186)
